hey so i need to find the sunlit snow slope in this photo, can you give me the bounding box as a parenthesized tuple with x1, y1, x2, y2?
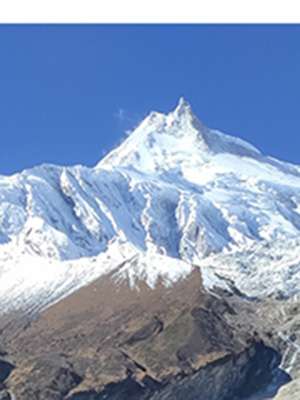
(1, 98, 300, 313)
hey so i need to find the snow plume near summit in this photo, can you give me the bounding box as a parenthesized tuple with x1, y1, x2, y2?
(1, 98, 300, 312)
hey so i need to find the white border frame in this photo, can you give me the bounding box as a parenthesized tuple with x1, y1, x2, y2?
(0, 0, 300, 23)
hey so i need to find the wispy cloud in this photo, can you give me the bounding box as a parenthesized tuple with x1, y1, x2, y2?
(114, 108, 126, 122)
(114, 107, 145, 136)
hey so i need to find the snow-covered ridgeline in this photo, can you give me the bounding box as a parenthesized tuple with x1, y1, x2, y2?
(1, 98, 300, 310)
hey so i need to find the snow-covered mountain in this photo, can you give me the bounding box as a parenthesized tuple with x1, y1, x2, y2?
(1, 98, 300, 313)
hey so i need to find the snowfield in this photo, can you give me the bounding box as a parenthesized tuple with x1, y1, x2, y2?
(1, 98, 300, 312)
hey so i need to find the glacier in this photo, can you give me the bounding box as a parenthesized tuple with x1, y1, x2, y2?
(1, 97, 300, 313)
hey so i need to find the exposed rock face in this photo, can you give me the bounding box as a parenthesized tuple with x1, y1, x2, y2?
(64, 343, 281, 400)
(0, 269, 290, 399)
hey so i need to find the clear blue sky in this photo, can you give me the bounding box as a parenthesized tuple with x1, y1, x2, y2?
(1, 24, 300, 175)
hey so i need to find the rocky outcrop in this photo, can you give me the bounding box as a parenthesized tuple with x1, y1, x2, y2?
(8, 354, 82, 400)
(1, 342, 284, 400)
(65, 342, 283, 400)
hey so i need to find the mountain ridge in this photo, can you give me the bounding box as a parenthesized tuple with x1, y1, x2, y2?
(1, 99, 300, 399)
(1, 99, 300, 313)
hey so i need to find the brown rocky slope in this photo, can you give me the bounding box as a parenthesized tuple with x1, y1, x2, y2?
(0, 266, 290, 399)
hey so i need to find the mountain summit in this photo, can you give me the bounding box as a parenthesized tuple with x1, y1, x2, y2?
(98, 98, 260, 173)
(0, 99, 300, 313)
